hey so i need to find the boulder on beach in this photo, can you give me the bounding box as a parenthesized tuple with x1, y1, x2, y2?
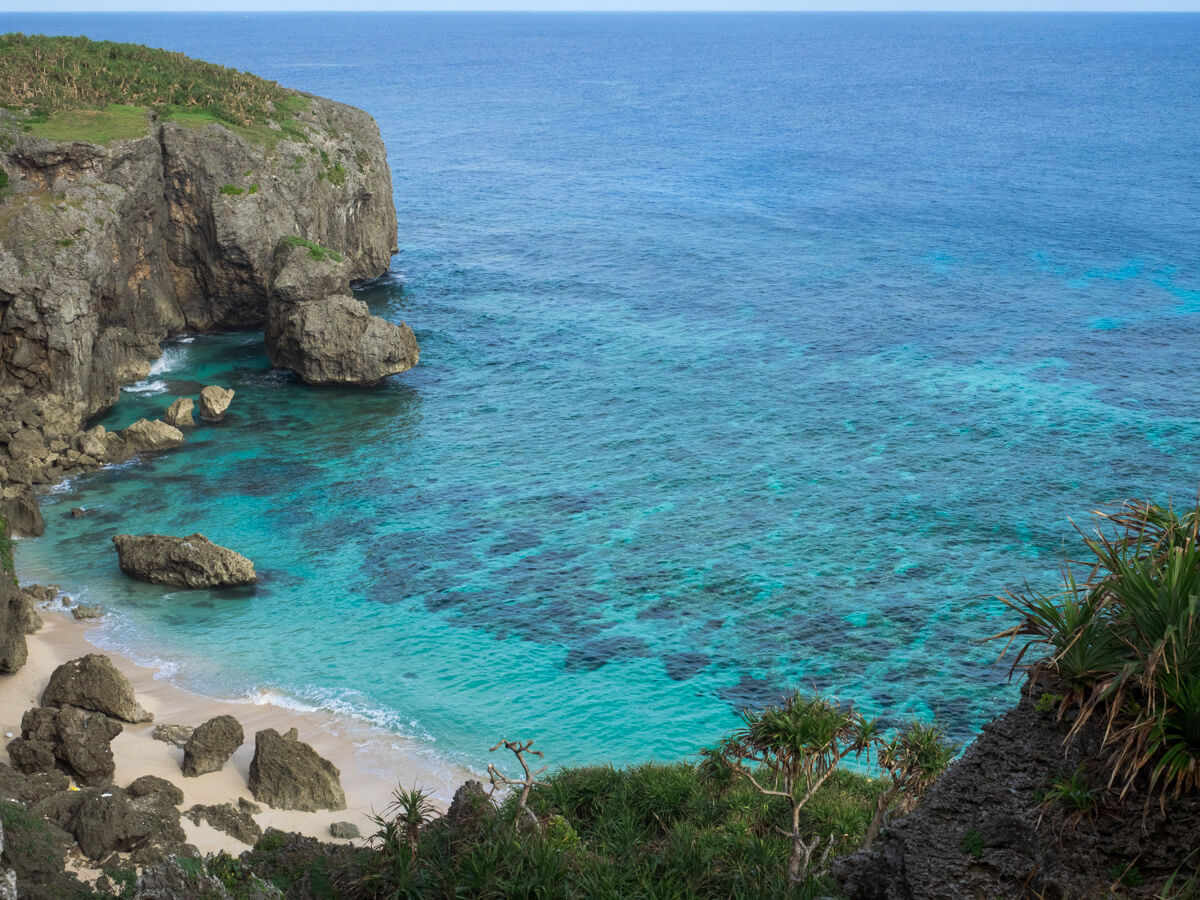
(164, 397, 195, 428)
(71, 604, 104, 620)
(185, 802, 262, 845)
(181, 715, 243, 777)
(248, 728, 346, 812)
(111, 533, 256, 588)
(329, 821, 360, 839)
(266, 294, 419, 386)
(198, 385, 235, 420)
(151, 724, 194, 748)
(41, 654, 153, 724)
(0, 762, 69, 808)
(8, 705, 124, 787)
(120, 418, 185, 453)
(0, 579, 41, 674)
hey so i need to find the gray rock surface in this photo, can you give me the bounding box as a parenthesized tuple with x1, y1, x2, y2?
(181, 714, 243, 777)
(329, 821, 360, 839)
(119, 418, 184, 454)
(198, 385, 234, 420)
(248, 728, 346, 812)
(0, 92, 398, 494)
(112, 533, 255, 588)
(0, 486, 43, 537)
(70, 604, 103, 620)
(41, 653, 152, 723)
(266, 294, 419, 385)
(164, 397, 194, 428)
(0, 763, 69, 807)
(132, 857, 282, 900)
(32, 777, 186, 862)
(185, 802, 262, 845)
(835, 681, 1200, 898)
(151, 724, 194, 748)
(8, 705, 123, 786)
(0, 577, 41, 673)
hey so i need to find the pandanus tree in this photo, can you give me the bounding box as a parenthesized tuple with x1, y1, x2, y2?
(863, 719, 957, 849)
(993, 499, 1200, 811)
(714, 691, 878, 886)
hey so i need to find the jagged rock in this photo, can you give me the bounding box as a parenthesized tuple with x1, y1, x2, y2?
(266, 294, 419, 386)
(120, 418, 185, 453)
(112, 533, 255, 588)
(198, 386, 234, 420)
(185, 802, 262, 845)
(164, 397, 195, 428)
(19, 584, 56, 608)
(33, 779, 186, 862)
(238, 796, 262, 815)
(69, 507, 87, 518)
(181, 715, 243, 777)
(248, 728, 346, 812)
(0, 764, 68, 807)
(835, 682, 1200, 898)
(41, 654, 152, 723)
(133, 856, 282, 899)
(75, 426, 108, 461)
(0, 579, 40, 673)
(329, 821, 360, 839)
(0, 86, 396, 490)
(0, 798, 84, 900)
(8, 705, 123, 786)
(151, 724, 194, 748)
(0, 486, 43, 537)
(445, 779, 490, 833)
(269, 239, 353, 306)
(71, 604, 103, 620)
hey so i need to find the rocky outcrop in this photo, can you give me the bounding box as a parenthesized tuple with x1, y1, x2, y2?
(0, 486, 43, 537)
(0, 90, 399, 492)
(329, 821, 360, 839)
(32, 775, 188, 863)
(835, 680, 1200, 898)
(198, 385, 234, 420)
(248, 728, 346, 812)
(185, 802, 262, 845)
(0, 576, 41, 674)
(112, 533, 255, 588)
(120, 418, 185, 453)
(181, 715, 243, 777)
(41, 653, 152, 723)
(151, 724, 193, 748)
(0, 764, 68, 808)
(163, 397, 194, 428)
(265, 241, 418, 385)
(8, 705, 123, 787)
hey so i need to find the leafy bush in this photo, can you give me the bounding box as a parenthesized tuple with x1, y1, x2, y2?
(279, 234, 343, 263)
(219, 183, 244, 196)
(995, 499, 1200, 807)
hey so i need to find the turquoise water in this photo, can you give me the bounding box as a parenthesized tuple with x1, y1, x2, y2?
(10, 13, 1200, 774)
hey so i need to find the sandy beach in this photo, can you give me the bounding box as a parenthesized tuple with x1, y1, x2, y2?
(1, 599, 474, 862)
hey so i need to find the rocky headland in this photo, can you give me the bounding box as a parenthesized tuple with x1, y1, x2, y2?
(0, 50, 417, 533)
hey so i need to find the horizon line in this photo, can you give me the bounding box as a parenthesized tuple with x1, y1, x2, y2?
(3, 7, 1198, 12)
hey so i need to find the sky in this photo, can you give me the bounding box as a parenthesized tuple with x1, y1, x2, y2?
(1, 0, 1198, 10)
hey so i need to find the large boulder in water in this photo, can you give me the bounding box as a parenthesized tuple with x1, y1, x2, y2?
(120, 418, 185, 453)
(266, 295, 419, 385)
(164, 397, 194, 428)
(248, 728, 346, 812)
(112, 533, 255, 588)
(198, 385, 235, 420)
(8, 705, 124, 787)
(181, 715, 243, 777)
(41, 654, 152, 723)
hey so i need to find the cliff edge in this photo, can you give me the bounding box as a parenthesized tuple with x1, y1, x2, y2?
(0, 37, 406, 526)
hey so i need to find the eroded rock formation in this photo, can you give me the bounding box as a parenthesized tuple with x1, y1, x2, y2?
(248, 728, 346, 812)
(112, 533, 256, 588)
(41, 653, 153, 723)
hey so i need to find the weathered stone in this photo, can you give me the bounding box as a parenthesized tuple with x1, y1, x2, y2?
(41, 654, 152, 723)
(36, 780, 186, 861)
(9, 705, 123, 786)
(71, 604, 104, 620)
(329, 821, 360, 839)
(76, 426, 108, 460)
(0, 485, 43, 537)
(163, 397, 194, 428)
(248, 728, 346, 812)
(266, 294, 418, 386)
(112, 533, 255, 588)
(120, 418, 184, 453)
(0, 580, 35, 674)
(198, 386, 234, 420)
(69, 507, 87, 518)
(181, 715, 243, 777)
(151, 724, 194, 748)
(185, 802, 262, 845)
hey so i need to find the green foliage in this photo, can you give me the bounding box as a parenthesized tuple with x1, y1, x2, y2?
(279, 234, 343, 263)
(248, 183, 259, 195)
(994, 499, 1200, 805)
(960, 826, 984, 859)
(219, 184, 244, 196)
(24, 103, 150, 143)
(58, 237, 73, 246)
(1039, 766, 1099, 814)
(0, 165, 8, 192)
(1109, 861, 1145, 888)
(864, 718, 957, 848)
(0, 33, 293, 126)
(1034, 692, 1064, 713)
(326, 160, 346, 186)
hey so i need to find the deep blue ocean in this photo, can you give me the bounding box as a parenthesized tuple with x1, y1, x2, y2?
(7, 13, 1200, 776)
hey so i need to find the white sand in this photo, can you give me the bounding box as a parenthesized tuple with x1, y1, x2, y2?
(0, 607, 474, 861)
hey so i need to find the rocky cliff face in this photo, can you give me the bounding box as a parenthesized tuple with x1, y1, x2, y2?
(0, 94, 400, 519)
(836, 680, 1200, 899)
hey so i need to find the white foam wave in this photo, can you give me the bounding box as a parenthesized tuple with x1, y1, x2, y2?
(123, 379, 168, 395)
(149, 343, 190, 376)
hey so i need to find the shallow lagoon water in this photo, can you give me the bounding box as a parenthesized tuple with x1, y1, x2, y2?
(10, 13, 1200, 773)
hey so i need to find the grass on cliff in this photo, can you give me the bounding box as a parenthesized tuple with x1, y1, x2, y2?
(0, 33, 311, 145)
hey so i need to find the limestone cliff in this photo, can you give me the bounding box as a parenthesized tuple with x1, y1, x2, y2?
(0, 93, 400, 521)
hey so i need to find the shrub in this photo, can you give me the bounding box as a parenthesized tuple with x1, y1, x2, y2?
(994, 499, 1200, 808)
(219, 183, 244, 196)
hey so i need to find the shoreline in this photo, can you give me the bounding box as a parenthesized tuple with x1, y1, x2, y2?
(2, 598, 474, 863)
